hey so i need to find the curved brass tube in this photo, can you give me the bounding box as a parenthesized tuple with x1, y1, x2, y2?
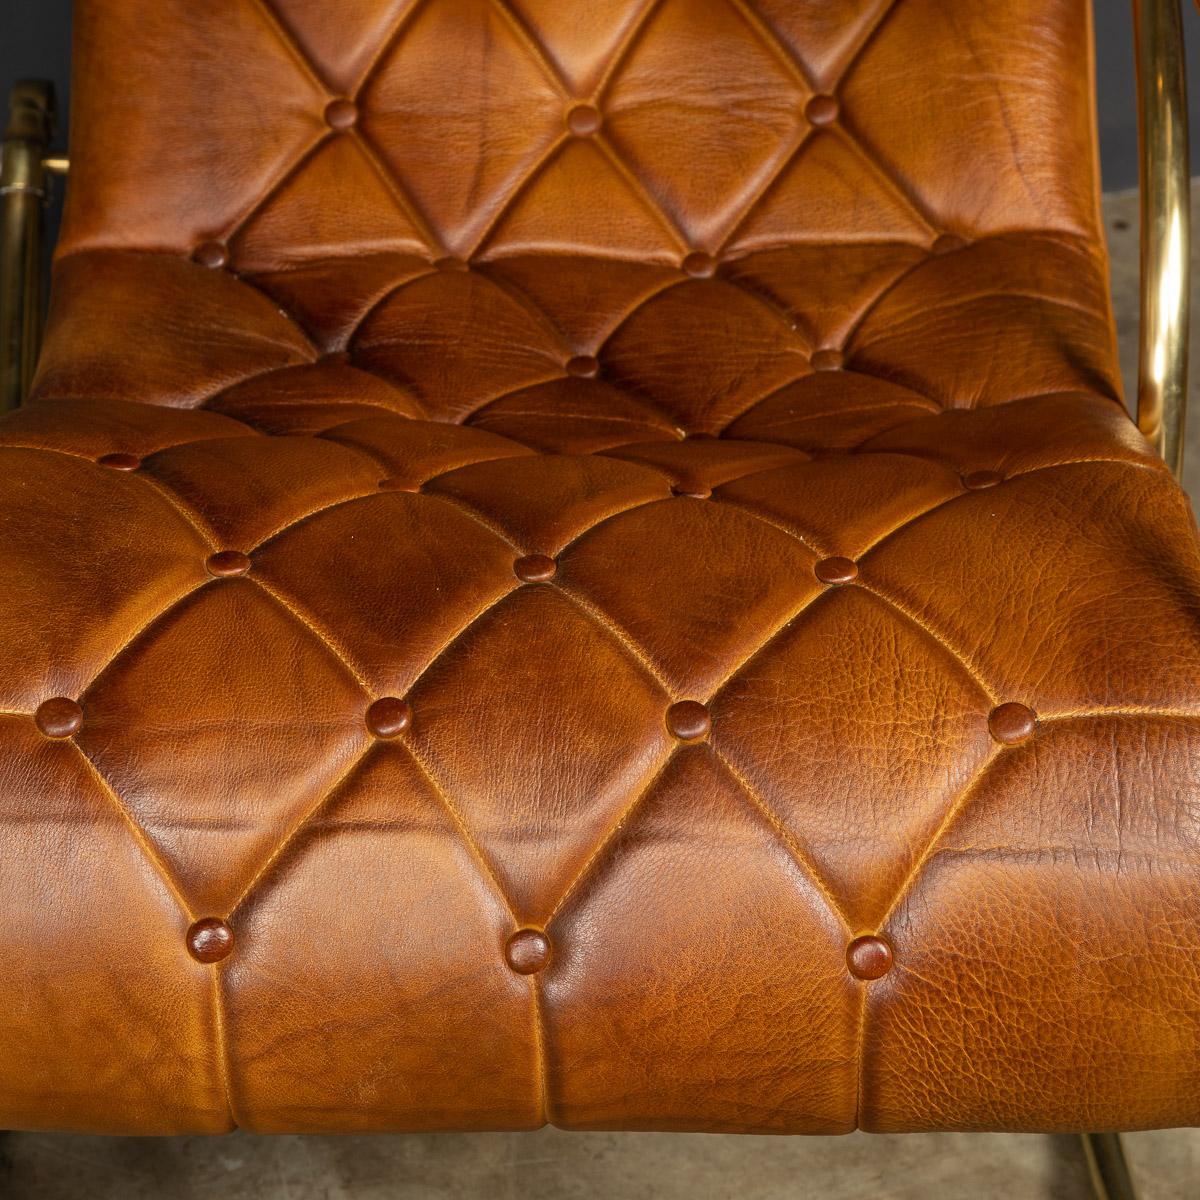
(1079, 7, 1193, 1194)
(1133, 0, 1191, 477)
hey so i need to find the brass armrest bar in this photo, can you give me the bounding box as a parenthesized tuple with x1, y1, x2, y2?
(1134, 0, 1192, 478)
(0, 80, 56, 413)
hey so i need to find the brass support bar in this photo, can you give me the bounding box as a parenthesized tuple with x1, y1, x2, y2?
(1078, 3, 1194, 1193)
(1082, 1132, 1140, 1200)
(1076, 11, 1191, 1192)
(1133, 0, 1191, 477)
(0, 81, 56, 413)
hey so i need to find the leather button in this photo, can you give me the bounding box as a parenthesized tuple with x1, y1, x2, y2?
(566, 354, 598, 378)
(682, 252, 717, 278)
(35, 697, 83, 738)
(378, 477, 421, 492)
(933, 233, 968, 255)
(666, 700, 711, 741)
(989, 702, 1037, 745)
(505, 928, 551, 974)
(187, 918, 234, 964)
(194, 242, 228, 269)
(514, 554, 557, 583)
(815, 557, 858, 585)
(963, 469, 1003, 490)
(847, 935, 893, 980)
(98, 452, 140, 471)
(811, 349, 844, 372)
(206, 550, 251, 578)
(672, 484, 712, 499)
(805, 94, 839, 125)
(366, 697, 411, 738)
(325, 98, 358, 130)
(567, 103, 601, 136)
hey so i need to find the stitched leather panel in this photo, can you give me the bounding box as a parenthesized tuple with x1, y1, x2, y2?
(4, 0, 1200, 1135)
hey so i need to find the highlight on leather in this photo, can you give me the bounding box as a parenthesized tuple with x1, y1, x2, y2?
(3, 0, 1200, 1137)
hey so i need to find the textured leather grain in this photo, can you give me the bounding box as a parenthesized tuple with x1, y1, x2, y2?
(4, 0, 1200, 1136)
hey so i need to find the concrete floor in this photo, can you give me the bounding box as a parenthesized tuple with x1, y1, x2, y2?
(3, 190, 1200, 1198)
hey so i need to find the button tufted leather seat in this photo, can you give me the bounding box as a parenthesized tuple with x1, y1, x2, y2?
(4, 0, 1200, 1137)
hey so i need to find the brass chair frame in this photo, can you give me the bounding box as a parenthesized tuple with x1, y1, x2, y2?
(0, 4, 1192, 1197)
(0, 79, 59, 413)
(1135, 0, 1191, 477)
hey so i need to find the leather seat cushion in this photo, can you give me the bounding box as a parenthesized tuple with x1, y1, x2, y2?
(5, 0, 1200, 1137)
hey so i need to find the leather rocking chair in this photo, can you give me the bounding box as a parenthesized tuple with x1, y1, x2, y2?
(0, 3, 1195, 1198)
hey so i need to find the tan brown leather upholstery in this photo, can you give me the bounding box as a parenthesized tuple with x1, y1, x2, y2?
(4, 0, 1200, 1136)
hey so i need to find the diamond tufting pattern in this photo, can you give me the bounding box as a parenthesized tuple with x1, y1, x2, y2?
(3, 0, 1200, 1137)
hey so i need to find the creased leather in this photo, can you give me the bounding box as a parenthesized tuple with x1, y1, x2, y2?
(2, 0, 1200, 1137)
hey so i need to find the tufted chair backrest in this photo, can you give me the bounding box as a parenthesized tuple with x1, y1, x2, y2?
(42, 0, 1114, 436)
(64, 0, 1105, 257)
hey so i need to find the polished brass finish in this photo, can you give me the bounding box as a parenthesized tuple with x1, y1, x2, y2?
(1133, 0, 1191, 477)
(0, 81, 56, 412)
(1082, 1132, 1140, 1200)
(41, 156, 70, 177)
(1062, 6, 1191, 1199)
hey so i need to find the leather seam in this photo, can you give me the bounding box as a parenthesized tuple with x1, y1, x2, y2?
(465, 383, 679, 436)
(417, 490, 522, 549)
(854, 584, 998, 705)
(490, 0, 571, 98)
(352, 0, 433, 100)
(134, 472, 224, 550)
(588, 136, 693, 256)
(469, 135, 577, 261)
(229, 743, 376, 916)
(711, 743, 852, 935)
(399, 735, 521, 925)
(222, 132, 337, 254)
(529, 974, 552, 1129)
(398, 583, 524, 704)
(250, 0, 333, 94)
(876, 748, 1003, 929)
(852, 980, 869, 1133)
(249, 577, 375, 693)
(67, 740, 196, 922)
(210, 962, 241, 1132)
(249, 491, 384, 553)
(545, 745, 678, 926)
(705, 585, 836, 701)
(715, 126, 816, 255)
(349, 126, 448, 256)
(77, 581, 212, 702)
(594, 0, 666, 99)
(552, 585, 675, 695)
(725, 395, 939, 438)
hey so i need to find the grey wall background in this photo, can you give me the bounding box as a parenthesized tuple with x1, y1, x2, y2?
(3, 1, 1200, 192)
